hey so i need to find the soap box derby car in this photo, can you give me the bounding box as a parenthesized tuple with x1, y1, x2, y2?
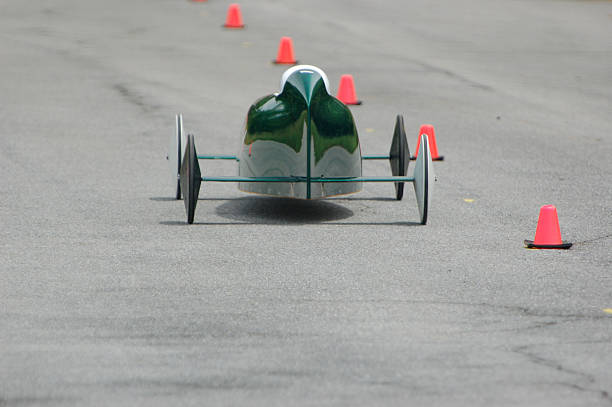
(168, 65, 436, 224)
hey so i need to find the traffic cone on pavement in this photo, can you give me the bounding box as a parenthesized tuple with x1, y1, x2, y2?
(224, 4, 244, 28)
(413, 124, 443, 161)
(524, 205, 572, 249)
(336, 74, 362, 105)
(273, 37, 297, 65)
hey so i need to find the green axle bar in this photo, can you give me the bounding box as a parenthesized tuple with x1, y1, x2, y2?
(201, 175, 415, 183)
(197, 155, 239, 160)
(197, 154, 393, 161)
(361, 154, 389, 160)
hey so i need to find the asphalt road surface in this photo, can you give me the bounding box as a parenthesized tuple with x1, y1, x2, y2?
(1, 0, 611, 405)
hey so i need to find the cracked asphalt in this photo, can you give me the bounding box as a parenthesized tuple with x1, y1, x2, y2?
(1, 0, 611, 406)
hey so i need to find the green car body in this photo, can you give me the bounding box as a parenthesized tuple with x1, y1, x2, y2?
(171, 65, 435, 225)
(239, 65, 362, 199)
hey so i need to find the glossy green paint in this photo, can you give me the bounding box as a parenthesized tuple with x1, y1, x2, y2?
(309, 80, 359, 163)
(239, 67, 361, 199)
(243, 79, 359, 162)
(243, 87, 307, 153)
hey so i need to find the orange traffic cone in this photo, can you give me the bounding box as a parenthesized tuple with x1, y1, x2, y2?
(524, 205, 572, 249)
(413, 124, 443, 161)
(336, 74, 362, 105)
(192, 0, 207, 3)
(224, 4, 244, 28)
(273, 37, 297, 65)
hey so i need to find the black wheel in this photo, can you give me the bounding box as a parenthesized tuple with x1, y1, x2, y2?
(388, 114, 410, 200)
(180, 134, 201, 224)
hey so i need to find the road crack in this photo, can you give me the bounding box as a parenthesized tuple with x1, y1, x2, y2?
(512, 345, 612, 405)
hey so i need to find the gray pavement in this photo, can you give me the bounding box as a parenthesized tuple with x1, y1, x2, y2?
(1, 0, 611, 405)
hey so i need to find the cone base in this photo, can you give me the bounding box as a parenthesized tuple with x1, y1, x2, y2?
(344, 100, 362, 105)
(273, 59, 298, 65)
(410, 155, 444, 161)
(524, 240, 572, 249)
(223, 25, 245, 29)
